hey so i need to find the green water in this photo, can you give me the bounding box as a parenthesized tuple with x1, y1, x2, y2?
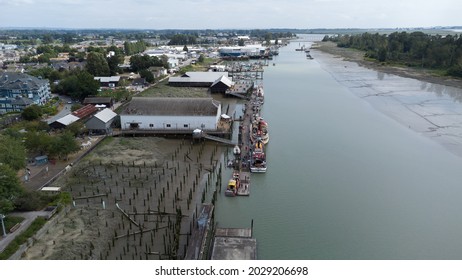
(215, 37, 462, 260)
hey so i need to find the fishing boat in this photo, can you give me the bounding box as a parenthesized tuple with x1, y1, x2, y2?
(225, 179, 238, 196)
(250, 141, 267, 173)
(225, 171, 241, 196)
(251, 117, 269, 145)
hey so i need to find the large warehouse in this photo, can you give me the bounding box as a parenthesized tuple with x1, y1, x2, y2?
(119, 97, 222, 131)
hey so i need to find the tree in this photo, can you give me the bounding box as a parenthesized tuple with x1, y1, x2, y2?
(21, 104, 43, 121)
(238, 39, 245, 46)
(198, 54, 205, 63)
(86, 52, 110, 76)
(139, 69, 155, 83)
(49, 132, 79, 160)
(57, 70, 99, 101)
(24, 131, 52, 155)
(183, 45, 189, 52)
(0, 164, 23, 214)
(0, 135, 26, 171)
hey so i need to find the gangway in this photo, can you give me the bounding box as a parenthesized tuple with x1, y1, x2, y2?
(202, 133, 237, 146)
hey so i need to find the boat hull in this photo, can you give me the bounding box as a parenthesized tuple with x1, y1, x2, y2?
(250, 167, 267, 173)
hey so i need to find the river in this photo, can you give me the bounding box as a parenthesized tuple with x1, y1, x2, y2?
(215, 35, 462, 260)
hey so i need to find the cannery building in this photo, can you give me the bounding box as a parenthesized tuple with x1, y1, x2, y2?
(120, 97, 221, 132)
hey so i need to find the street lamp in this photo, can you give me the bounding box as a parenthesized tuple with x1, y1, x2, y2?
(0, 214, 6, 238)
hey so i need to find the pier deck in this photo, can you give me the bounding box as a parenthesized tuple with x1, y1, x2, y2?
(211, 227, 256, 260)
(237, 171, 250, 196)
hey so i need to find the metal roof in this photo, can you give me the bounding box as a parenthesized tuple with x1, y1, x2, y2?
(211, 75, 233, 88)
(72, 104, 97, 119)
(169, 72, 229, 84)
(121, 97, 220, 116)
(55, 114, 80, 126)
(93, 108, 117, 123)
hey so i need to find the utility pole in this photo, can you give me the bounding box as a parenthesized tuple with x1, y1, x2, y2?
(0, 214, 6, 238)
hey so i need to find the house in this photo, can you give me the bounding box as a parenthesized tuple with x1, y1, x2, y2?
(120, 97, 221, 131)
(85, 108, 117, 134)
(148, 66, 168, 78)
(94, 76, 120, 88)
(0, 72, 51, 114)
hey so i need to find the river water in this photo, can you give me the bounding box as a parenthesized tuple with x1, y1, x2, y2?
(215, 35, 462, 260)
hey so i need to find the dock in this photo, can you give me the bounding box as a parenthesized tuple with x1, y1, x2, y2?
(211, 226, 257, 260)
(184, 204, 214, 260)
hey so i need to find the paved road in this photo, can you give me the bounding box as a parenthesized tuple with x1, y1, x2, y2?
(0, 211, 49, 254)
(46, 95, 73, 124)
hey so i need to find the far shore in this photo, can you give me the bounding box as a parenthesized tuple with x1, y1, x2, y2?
(313, 41, 462, 90)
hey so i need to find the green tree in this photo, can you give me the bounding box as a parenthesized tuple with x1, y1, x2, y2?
(139, 69, 155, 83)
(49, 132, 79, 160)
(0, 164, 23, 214)
(57, 70, 99, 101)
(21, 104, 43, 121)
(0, 135, 26, 171)
(86, 52, 110, 76)
(24, 131, 52, 155)
(183, 45, 189, 52)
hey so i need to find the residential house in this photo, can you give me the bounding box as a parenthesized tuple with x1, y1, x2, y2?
(94, 76, 120, 88)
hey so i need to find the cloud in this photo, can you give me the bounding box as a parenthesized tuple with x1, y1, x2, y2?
(0, 0, 460, 29)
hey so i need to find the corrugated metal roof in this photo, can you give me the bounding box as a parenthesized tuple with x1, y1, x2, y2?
(121, 97, 220, 116)
(83, 96, 113, 104)
(72, 104, 97, 119)
(56, 114, 80, 125)
(94, 108, 117, 123)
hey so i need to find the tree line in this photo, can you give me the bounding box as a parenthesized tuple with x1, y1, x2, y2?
(324, 32, 462, 77)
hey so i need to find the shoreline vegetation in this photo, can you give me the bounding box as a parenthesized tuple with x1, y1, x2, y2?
(313, 41, 462, 89)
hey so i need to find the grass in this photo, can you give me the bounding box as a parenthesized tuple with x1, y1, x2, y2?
(4, 216, 25, 232)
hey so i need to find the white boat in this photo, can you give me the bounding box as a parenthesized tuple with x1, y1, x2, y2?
(233, 145, 241, 155)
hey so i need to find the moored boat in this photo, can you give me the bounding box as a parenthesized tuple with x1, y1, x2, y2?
(225, 173, 240, 197)
(233, 145, 241, 155)
(250, 140, 267, 173)
(251, 117, 269, 145)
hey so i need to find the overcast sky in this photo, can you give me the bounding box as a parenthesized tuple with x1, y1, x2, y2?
(0, 0, 460, 29)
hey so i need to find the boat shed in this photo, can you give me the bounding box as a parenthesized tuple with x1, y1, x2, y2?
(168, 72, 230, 87)
(119, 97, 221, 131)
(49, 114, 80, 129)
(85, 108, 117, 134)
(210, 75, 234, 93)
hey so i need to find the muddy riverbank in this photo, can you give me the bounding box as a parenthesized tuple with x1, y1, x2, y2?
(21, 137, 224, 260)
(313, 41, 462, 89)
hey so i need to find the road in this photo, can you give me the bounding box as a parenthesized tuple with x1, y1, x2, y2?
(0, 211, 50, 254)
(46, 95, 73, 124)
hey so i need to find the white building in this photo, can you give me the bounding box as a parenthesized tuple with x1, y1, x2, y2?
(120, 97, 221, 131)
